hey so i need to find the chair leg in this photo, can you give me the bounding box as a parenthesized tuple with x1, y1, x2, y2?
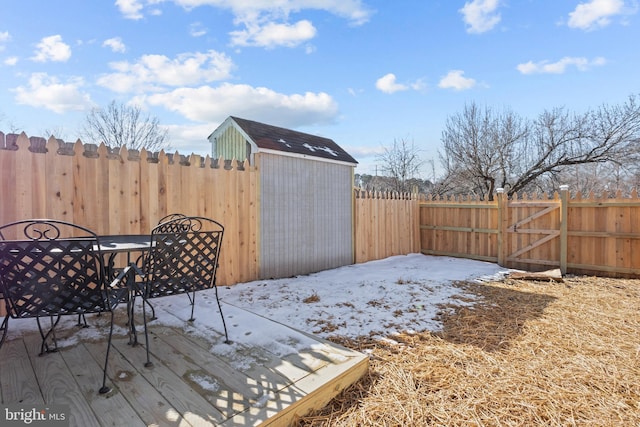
(145, 298, 156, 321)
(76, 313, 88, 328)
(188, 290, 196, 322)
(213, 286, 230, 344)
(141, 291, 153, 368)
(37, 315, 62, 355)
(0, 315, 9, 349)
(127, 291, 139, 346)
(99, 310, 115, 394)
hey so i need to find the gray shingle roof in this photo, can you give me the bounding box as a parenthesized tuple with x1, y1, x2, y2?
(230, 116, 358, 165)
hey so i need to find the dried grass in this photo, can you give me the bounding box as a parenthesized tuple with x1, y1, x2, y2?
(296, 276, 640, 426)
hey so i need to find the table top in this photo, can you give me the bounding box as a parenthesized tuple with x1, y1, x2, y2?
(98, 234, 151, 253)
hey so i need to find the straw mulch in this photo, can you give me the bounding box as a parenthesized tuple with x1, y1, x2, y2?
(296, 276, 640, 426)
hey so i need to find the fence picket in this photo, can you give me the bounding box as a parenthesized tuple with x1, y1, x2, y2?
(0, 135, 259, 286)
(420, 186, 640, 277)
(3, 131, 639, 280)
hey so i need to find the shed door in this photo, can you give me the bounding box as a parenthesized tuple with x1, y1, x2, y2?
(259, 153, 354, 279)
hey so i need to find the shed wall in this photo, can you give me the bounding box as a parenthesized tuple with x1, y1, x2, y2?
(259, 153, 354, 279)
(210, 126, 250, 162)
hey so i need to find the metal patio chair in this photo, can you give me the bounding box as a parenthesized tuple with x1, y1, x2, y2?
(132, 215, 229, 367)
(0, 219, 129, 394)
(157, 213, 187, 226)
(125, 213, 188, 323)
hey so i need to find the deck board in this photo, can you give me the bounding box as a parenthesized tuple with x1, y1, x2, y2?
(84, 339, 202, 427)
(153, 327, 259, 413)
(63, 342, 145, 427)
(112, 337, 227, 425)
(24, 333, 102, 427)
(0, 301, 368, 426)
(0, 336, 43, 405)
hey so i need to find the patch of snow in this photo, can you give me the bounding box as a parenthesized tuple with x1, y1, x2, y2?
(3, 254, 511, 357)
(189, 372, 220, 392)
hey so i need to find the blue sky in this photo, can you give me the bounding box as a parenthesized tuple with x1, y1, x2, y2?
(1, 0, 639, 176)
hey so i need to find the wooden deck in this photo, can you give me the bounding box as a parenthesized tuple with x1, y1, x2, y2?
(0, 300, 368, 426)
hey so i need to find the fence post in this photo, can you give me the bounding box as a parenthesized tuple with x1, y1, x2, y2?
(497, 188, 506, 266)
(559, 185, 569, 276)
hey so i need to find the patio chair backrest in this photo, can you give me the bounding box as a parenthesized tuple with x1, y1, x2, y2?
(157, 213, 187, 228)
(0, 219, 108, 319)
(144, 216, 224, 298)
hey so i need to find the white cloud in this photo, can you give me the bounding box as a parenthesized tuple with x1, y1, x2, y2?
(0, 31, 10, 51)
(568, 0, 628, 30)
(116, 0, 144, 20)
(375, 74, 425, 94)
(375, 73, 408, 94)
(168, 0, 373, 26)
(165, 122, 216, 154)
(344, 145, 385, 159)
(115, 1, 373, 47)
(517, 56, 607, 74)
(410, 79, 427, 91)
(31, 35, 72, 62)
(459, 0, 501, 34)
(103, 37, 126, 53)
(438, 70, 477, 91)
(97, 50, 234, 93)
(12, 73, 93, 113)
(4, 56, 18, 66)
(230, 19, 316, 48)
(132, 82, 339, 126)
(189, 22, 208, 37)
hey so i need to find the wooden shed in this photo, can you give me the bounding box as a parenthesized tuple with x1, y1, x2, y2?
(208, 116, 358, 279)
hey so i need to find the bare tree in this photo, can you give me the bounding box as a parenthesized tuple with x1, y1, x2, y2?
(80, 101, 170, 152)
(41, 126, 70, 141)
(375, 138, 425, 193)
(439, 103, 527, 199)
(0, 110, 22, 134)
(438, 95, 640, 199)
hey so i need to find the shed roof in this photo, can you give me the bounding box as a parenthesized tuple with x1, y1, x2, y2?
(212, 116, 358, 165)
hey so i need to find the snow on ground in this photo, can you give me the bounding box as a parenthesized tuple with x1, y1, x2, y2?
(3, 254, 511, 355)
(218, 253, 510, 340)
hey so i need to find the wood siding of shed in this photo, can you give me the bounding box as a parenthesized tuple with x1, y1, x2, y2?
(212, 126, 250, 162)
(259, 153, 354, 279)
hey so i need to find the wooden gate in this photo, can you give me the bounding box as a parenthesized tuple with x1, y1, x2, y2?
(419, 187, 640, 278)
(498, 190, 565, 272)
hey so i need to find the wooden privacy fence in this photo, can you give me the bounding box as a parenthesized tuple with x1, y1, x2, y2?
(0, 132, 259, 287)
(353, 189, 421, 263)
(420, 187, 640, 277)
(0, 132, 421, 286)
(9, 131, 638, 279)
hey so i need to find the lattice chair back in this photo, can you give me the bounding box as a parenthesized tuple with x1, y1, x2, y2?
(147, 216, 223, 298)
(137, 216, 229, 367)
(156, 213, 187, 228)
(0, 219, 124, 394)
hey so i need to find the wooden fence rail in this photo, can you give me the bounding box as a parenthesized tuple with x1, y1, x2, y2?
(4, 131, 638, 280)
(353, 189, 421, 263)
(420, 187, 640, 277)
(0, 132, 258, 286)
(1, 132, 421, 286)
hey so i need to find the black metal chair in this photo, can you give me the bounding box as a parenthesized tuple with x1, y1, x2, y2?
(157, 213, 187, 226)
(0, 219, 129, 394)
(132, 216, 229, 367)
(125, 213, 188, 323)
